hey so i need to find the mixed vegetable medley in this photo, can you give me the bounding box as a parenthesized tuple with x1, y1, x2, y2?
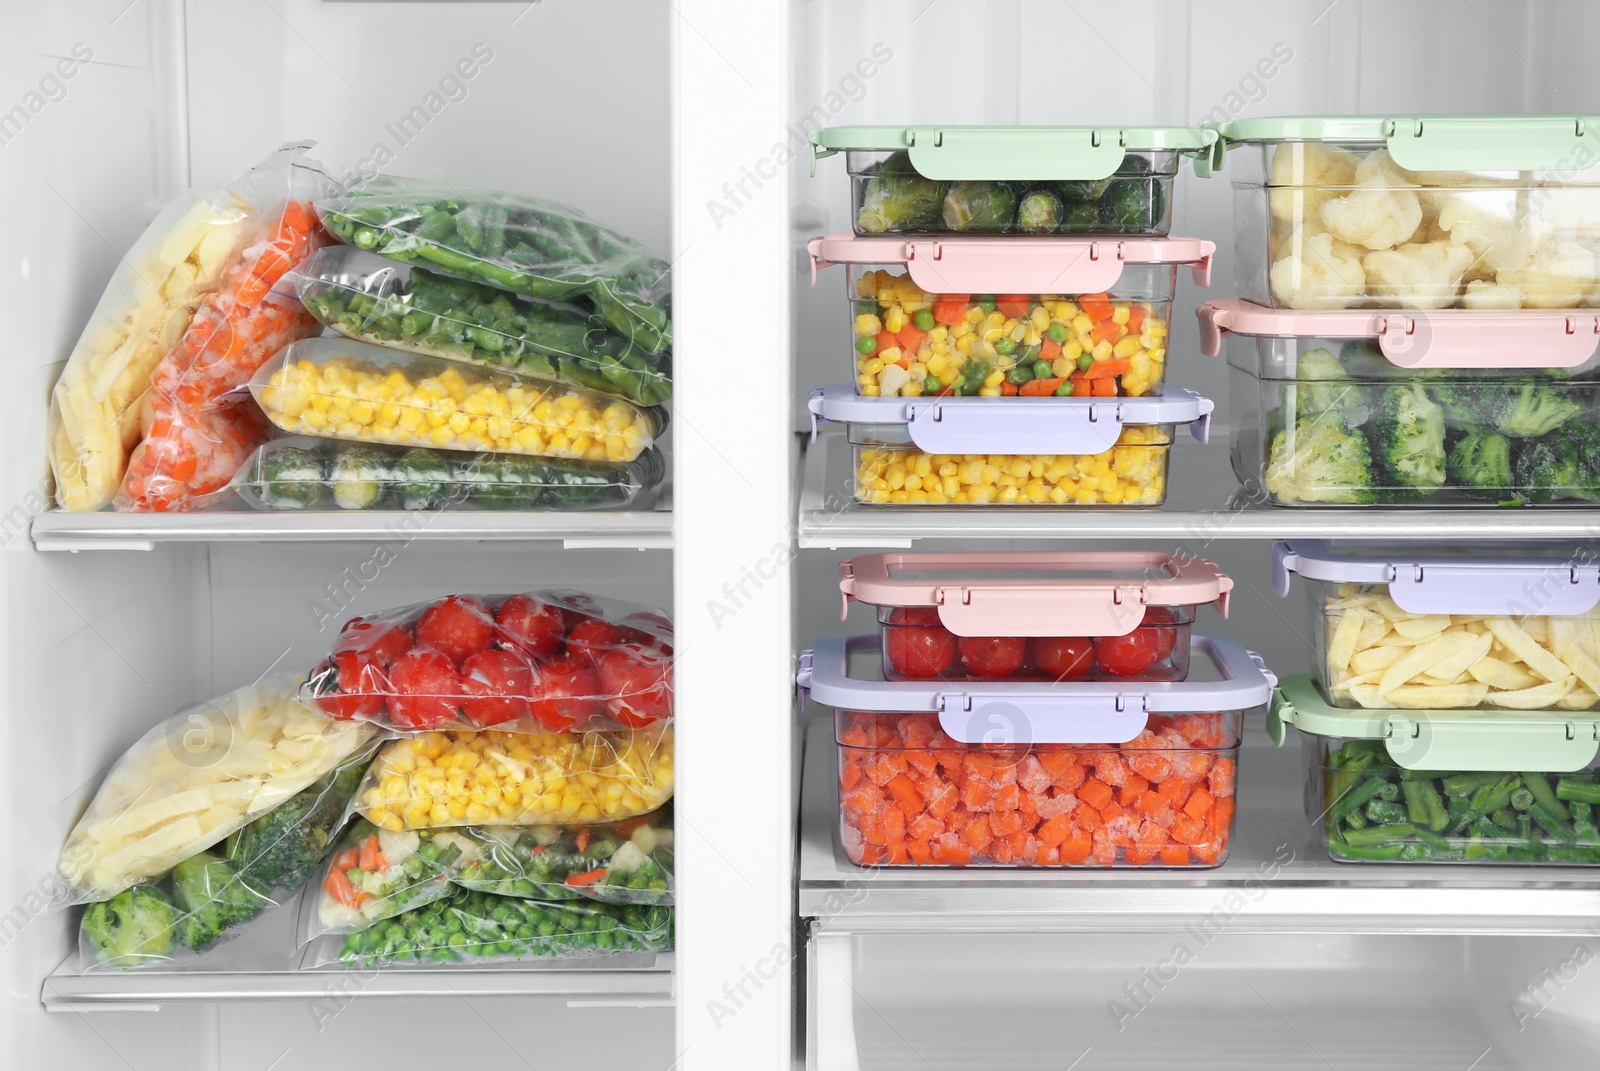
(440, 809, 673, 905)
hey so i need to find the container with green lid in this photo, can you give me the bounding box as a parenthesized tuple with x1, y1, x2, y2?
(810, 125, 1215, 237)
(1271, 673, 1600, 865)
(1208, 115, 1600, 312)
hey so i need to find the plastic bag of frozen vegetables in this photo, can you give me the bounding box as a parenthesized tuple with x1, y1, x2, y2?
(288, 247, 670, 406)
(229, 436, 664, 512)
(300, 819, 455, 941)
(310, 886, 672, 967)
(314, 177, 670, 355)
(77, 740, 381, 970)
(428, 806, 673, 906)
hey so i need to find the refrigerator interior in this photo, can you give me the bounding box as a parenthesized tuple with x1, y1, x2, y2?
(3, 1, 673, 1068)
(788, 1, 1600, 1068)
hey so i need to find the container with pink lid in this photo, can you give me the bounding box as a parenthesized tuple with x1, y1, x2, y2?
(838, 551, 1233, 684)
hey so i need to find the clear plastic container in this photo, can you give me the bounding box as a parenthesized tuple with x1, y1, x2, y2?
(809, 384, 1213, 508)
(811, 125, 1215, 237)
(231, 436, 663, 512)
(251, 337, 662, 464)
(809, 235, 1213, 399)
(1271, 673, 1600, 864)
(798, 634, 1274, 868)
(839, 551, 1232, 683)
(1198, 300, 1600, 507)
(1214, 115, 1600, 310)
(1274, 540, 1600, 711)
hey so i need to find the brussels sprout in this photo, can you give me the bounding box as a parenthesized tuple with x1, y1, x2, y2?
(250, 447, 328, 509)
(1058, 201, 1101, 233)
(1055, 176, 1114, 202)
(331, 446, 390, 509)
(1099, 177, 1162, 232)
(1016, 191, 1064, 234)
(856, 152, 946, 233)
(391, 448, 455, 510)
(941, 181, 1017, 233)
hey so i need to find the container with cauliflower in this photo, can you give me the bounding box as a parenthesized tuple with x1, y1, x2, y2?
(808, 384, 1213, 507)
(1215, 116, 1600, 311)
(808, 235, 1213, 400)
(1201, 300, 1600, 506)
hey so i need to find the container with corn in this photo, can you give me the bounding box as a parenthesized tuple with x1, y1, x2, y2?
(807, 235, 1214, 400)
(357, 725, 674, 831)
(808, 384, 1213, 507)
(251, 337, 662, 464)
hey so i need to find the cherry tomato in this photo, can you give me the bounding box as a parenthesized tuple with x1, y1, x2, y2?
(310, 651, 384, 720)
(567, 617, 623, 666)
(1093, 627, 1164, 678)
(333, 617, 412, 666)
(559, 593, 606, 629)
(597, 643, 673, 727)
(387, 648, 464, 730)
(958, 635, 1028, 678)
(528, 658, 603, 732)
(415, 596, 494, 664)
(1032, 636, 1094, 681)
(494, 594, 565, 660)
(619, 612, 674, 654)
(883, 606, 957, 678)
(460, 648, 534, 727)
(1139, 606, 1180, 661)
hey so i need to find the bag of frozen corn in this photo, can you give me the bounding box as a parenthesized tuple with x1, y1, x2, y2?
(48, 142, 319, 511)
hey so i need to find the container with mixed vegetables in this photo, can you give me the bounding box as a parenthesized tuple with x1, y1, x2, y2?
(439, 808, 673, 905)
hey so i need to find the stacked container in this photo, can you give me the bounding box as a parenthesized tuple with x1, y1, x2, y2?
(801, 552, 1276, 868)
(1206, 115, 1600, 507)
(1273, 540, 1600, 865)
(808, 125, 1219, 508)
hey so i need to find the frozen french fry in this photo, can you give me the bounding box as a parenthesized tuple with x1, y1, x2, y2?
(1559, 689, 1600, 711)
(1356, 614, 1393, 651)
(1326, 610, 1366, 676)
(1393, 615, 1452, 640)
(1350, 645, 1406, 675)
(1486, 676, 1576, 709)
(1559, 643, 1600, 698)
(1378, 632, 1480, 696)
(1418, 632, 1492, 682)
(1384, 683, 1490, 709)
(1484, 617, 1571, 682)
(1468, 656, 1542, 692)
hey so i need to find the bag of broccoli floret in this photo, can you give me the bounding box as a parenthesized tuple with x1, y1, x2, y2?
(77, 738, 382, 971)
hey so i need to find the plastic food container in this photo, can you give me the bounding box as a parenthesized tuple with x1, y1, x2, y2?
(251, 337, 662, 464)
(1271, 674, 1600, 864)
(1274, 539, 1600, 711)
(230, 436, 664, 512)
(808, 384, 1213, 507)
(810, 125, 1214, 237)
(798, 634, 1273, 867)
(809, 235, 1213, 399)
(1213, 115, 1600, 310)
(839, 551, 1232, 683)
(1199, 299, 1600, 506)
(289, 246, 671, 407)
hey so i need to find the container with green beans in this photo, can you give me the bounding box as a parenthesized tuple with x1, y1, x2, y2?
(1271, 673, 1600, 865)
(290, 246, 670, 406)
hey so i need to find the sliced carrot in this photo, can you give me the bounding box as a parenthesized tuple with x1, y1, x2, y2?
(1090, 320, 1122, 346)
(932, 296, 970, 326)
(1018, 376, 1065, 397)
(1001, 380, 1019, 396)
(576, 830, 590, 853)
(905, 839, 934, 865)
(1079, 293, 1113, 321)
(359, 834, 387, 874)
(897, 324, 928, 353)
(565, 867, 609, 887)
(1040, 338, 1062, 361)
(1071, 378, 1091, 397)
(1091, 377, 1117, 397)
(331, 848, 360, 872)
(1159, 844, 1191, 866)
(1078, 778, 1113, 811)
(1127, 305, 1148, 334)
(874, 329, 898, 355)
(1184, 787, 1215, 821)
(323, 867, 368, 908)
(1083, 356, 1131, 380)
(996, 295, 1032, 318)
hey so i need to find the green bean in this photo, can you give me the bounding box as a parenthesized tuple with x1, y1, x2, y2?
(1556, 777, 1600, 805)
(1523, 774, 1571, 822)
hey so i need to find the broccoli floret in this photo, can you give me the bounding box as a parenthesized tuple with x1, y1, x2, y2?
(1515, 423, 1600, 503)
(1428, 383, 1510, 432)
(1497, 382, 1583, 438)
(1336, 341, 1400, 381)
(171, 852, 269, 952)
(855, 152, 945, 233)
(1292, 347, 1371, 418)
(1369, 385, 1447, 498)
(82, 887, 177, 969)
(1264, 413, 1377, 504)
(229, 753, 368, 892)
(1446, 430, 1513, 499)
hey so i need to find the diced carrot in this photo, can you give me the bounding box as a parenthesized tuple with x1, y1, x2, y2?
(842, 783, 885, 818)
(1120, 772, 1149, 803)
(1133, 791, 1168, 816)
(1005, 831, 1036, 863)
(874, 329, 898, 354)
(1156, 776, 1191, 804)
(1087, 377, 1113, 397)
(323, 867, 368, 908)
(1079, 293, 1113, 320)
(885, 841, 910, 865)
(565, 867, 608, 887)
(1036, 814, 1073, 848)
(989, 809, 1024, 837)
(1083, 356, 1131, 380)
(886, 774, 924, 815)
(1099, 801, 1124, 823)
(1017, 791, 1038, 817)
(1124, 848, 1157, 866)
(1090, 321, 1122, 346)
(1127, 304, 1148, 334)
(925, 781, 959, 818)
(906, 839, 933, 865)
(1040, 338, 1062, 361)
(331, 848, 359, 872)
(897, 324, 928, 353)
(859, 811, 888, 845)
(996, 295, 1032, 318)
(864, 753, 903, 786)
(1001, 381, 1019, 396)
(1060, 828, 1093, 865)
(883, 806, 907, 842)
(930, 834, 972, 866)
(962, 814, 993, 852)
(932, 296, 970, 326)
(1089, 838, 1118, 867)
(1055, 763, 1088, 792)
(989, 834, 1015, 864)
(839, 761, 864, 792)
(1212, 796, 1236, 831)
(961, 778, 995, 811)
(1170, 814, 1207, 846)
(359, 834, 387, 873)
(1071, 378, 1091, 397)
(992, 782, 1020, 811)
(1192, 838, 1226, 866)
(1037, 750, 1077, 780)
(856, 841, 887, 865)
(908, 814, 944, 840)
(1184, 787, 1215, 821)
(1209, 758, 1237, 797)
(1038, 845, 1062, 866)
(840, 727, 870, 748)
(1018, 376, 1065, 397)
(1135, 819, 1170, 850)
(1159, 844, 1191, 866)
(1078, 778, 1113, 811)
(1074, 803, 1101, 829)
(905, 749, 939, 776)
(898, 714, 937, 746)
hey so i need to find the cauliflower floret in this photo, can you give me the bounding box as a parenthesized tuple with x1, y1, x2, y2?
(1268, 142, 1359, 223)
(1269, 231, 1367, 310)
(1362, 241, 1475, 309)
(1437, 189, 1529, 277)
(1535, 188, 1600, 242)
(1496, 236, 1598, 309)
(1320, 150, 1424, 251)
(1462, 280, 1525, 309)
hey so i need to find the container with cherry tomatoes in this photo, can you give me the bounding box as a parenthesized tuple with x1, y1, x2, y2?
(305, 590, 673, 734)
(798, 633, 1274, 868)
(839, 551, 1233, 684)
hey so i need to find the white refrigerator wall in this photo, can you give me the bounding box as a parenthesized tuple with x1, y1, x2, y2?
(2, 1, 674, 1068)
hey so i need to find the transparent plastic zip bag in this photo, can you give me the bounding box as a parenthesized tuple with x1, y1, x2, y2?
(76, 737, 381, 971)
(306, 885, 672, 968)
(48, 142, 319, 511)
(290, 246, 670, 406)
(303, 590, 672, 734)
(56, 673, 379, 905)
(228, 435, 664, 512)
(114, 153, 341, 512)
(296, 819, 454, 945)
(436, 806, 674, 906)
(314, 176, 671, 354)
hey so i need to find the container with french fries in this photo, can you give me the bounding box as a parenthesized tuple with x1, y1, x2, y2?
(1275, 540, 1600, 712)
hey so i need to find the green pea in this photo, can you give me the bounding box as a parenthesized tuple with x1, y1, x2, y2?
(1077, 353, 1094, 371)
(913, 308, 935, 331)
(995, 337, 1017, 356)
(1054, 382, 1075, 397)
(922, 376, 942, 393)
(977, 295, 997, 313)
(1046, 322, 1069, 343)
(855, 336, 876, 355)
(1007, 364, 1034, 385)
(1032, 360, 1054, 380)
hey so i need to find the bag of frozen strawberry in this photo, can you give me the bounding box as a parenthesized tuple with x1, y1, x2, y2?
(304, 591, 672, 734)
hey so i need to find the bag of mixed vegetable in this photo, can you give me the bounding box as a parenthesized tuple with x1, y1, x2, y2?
(288, 247, 670, 407)
(427, 806, 673, 906)
(49, 142, 321, 512)
(70, 709, 381, 971)
(314, 178, 671, 356)
(228, 435, 664, 513)
(309, 885, 672, 968)
(299, 819, 455, 944)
